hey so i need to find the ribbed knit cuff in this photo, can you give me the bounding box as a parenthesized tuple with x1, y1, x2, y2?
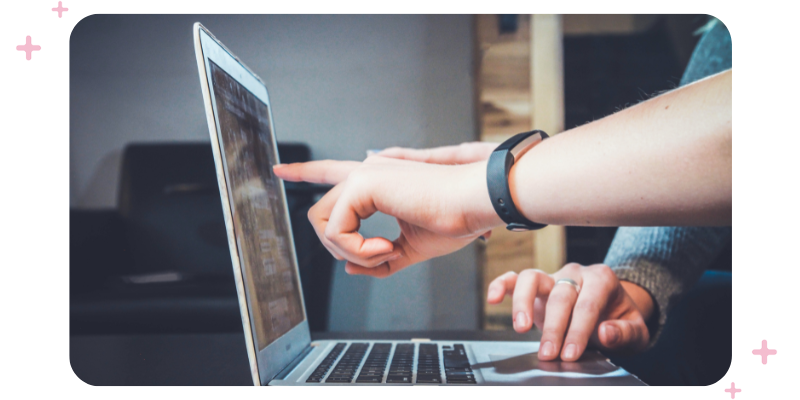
(612, 260, 683, 348)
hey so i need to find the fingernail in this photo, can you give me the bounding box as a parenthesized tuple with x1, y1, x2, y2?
(563, 344, 577, 360)
(540, 341, 555, 358)
(604, 325, 620, 345)
(514, 312, 528, 329)
(488, 287, 501, 299)
(388, 253, 402, 261)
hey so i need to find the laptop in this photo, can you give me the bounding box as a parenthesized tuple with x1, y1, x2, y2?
(193, 22, 644, 386)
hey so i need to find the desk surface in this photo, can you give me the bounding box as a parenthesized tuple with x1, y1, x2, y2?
(70, 330, 639, 386)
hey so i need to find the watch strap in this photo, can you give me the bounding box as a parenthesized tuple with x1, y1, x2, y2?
(487, 130, 549, 231)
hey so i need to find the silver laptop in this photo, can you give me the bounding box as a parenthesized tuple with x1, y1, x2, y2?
(193, 22, 643, 386)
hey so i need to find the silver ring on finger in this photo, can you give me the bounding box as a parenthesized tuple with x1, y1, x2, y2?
(554, 278, 581, 294)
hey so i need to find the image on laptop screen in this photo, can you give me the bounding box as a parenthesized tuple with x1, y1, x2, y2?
(209, 60, 305, 351)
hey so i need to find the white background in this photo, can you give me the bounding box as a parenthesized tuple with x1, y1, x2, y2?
(2, 1, 790, 399)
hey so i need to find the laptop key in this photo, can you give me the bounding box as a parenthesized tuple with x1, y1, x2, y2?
(416, 374, 442, 383)
(386, 375, 412, 383)
(445, 370, 475, 376)
(446, 374, 475, 380)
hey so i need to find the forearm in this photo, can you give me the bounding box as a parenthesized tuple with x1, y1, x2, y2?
(508, 69, 731, 227)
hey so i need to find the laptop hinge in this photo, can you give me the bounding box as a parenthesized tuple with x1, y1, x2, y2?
(273, 344, 314, 381)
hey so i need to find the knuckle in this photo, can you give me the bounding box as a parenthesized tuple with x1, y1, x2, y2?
(500, 271, 518, 280)
(592, 264, 615, 280)
(591, 265, 618, 291)
(541, 327, 565, 339)
(489, 279, 505, 290)
(518, 269, 539, 280)
(566, 329, 593, 343)
(323, 227, 337, 242)
(562, 263, 582, 273)
(512, 294, 534, 309)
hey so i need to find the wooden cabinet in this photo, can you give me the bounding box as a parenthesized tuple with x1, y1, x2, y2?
(474, 15, 566, 329)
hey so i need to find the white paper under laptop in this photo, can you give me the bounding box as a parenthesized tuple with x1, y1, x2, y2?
(193, 22, 644, 386)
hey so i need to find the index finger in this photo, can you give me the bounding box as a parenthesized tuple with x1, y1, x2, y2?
(378, 143, 492, 164)
(273, 160, 361, 184)
(561, 268, 617, 361)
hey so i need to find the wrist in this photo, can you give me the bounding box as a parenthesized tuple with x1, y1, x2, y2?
(620, 280, 655, 322)
(459, 161, 504, 234)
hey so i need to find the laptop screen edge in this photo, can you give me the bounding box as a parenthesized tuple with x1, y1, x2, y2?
(193, 22, 311, 386)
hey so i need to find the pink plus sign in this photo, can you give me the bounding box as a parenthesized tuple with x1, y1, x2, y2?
(16, 36, 41, 61)
(52, 2, 68, 18)
(753, 339, 777, 364)
(725, 382, 741, 399)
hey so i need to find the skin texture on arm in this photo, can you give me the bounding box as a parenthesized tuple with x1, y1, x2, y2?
(272, 69, 732, 277)
(377, 69, 731, 229)
(505, 69, 732, 227)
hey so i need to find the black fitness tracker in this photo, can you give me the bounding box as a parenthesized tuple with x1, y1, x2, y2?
(487, 130, 549, 232)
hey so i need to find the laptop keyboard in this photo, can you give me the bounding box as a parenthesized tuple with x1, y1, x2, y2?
(325, 343, 369, 383)
(306, 342, 475, 384)
(416, 343, 442, 383)
(357, 343, 391, 383)
(386, 343, 414, 383)
(305, 342, 346, 383)
(443, 344, 476, 384)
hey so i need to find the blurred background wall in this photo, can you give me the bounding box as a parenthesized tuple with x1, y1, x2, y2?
(70, 15, 480, 331)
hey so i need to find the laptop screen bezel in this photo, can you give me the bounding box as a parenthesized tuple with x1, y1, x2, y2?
(193, 22, 311, 386)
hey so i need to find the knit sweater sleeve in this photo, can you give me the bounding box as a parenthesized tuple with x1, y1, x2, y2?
(603, 227, 731, 345)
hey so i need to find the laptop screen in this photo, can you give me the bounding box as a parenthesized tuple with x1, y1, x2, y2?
(209, 60, 305, 351)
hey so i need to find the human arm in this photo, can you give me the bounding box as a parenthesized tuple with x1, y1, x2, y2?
(272, 69, 732, 275)
(506, 69, 731, 227)
(379, 69, 731, 227)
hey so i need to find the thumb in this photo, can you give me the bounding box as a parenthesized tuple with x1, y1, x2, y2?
(597, 319, 649, 353)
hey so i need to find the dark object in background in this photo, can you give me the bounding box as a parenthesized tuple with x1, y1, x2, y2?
(70, 142, 334, 335)
(498, 15, 519, 34)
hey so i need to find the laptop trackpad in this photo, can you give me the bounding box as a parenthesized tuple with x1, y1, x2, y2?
(488, 352, 618, 375)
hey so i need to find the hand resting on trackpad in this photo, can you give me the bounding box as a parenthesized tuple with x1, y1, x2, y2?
(479, 352, 619, 375)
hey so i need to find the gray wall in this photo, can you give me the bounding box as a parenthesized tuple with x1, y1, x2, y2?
(70, 15, 480, 331)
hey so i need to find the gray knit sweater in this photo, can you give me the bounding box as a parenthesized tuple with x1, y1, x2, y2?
(604, 19, 732, 344)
